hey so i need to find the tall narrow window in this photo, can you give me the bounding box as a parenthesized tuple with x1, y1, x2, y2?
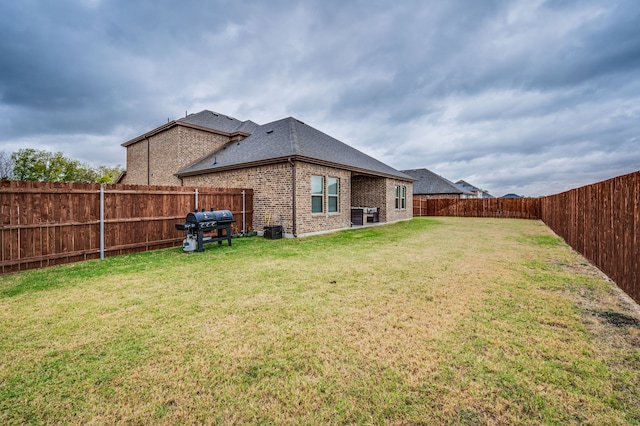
(395, 185, 406, 209)
(328, 177, 339, 212)
(311, 175, 324, 213)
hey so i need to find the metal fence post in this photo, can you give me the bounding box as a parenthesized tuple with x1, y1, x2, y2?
(242, 190, 246, 234)
(195, 188, 199, 211)
(100, 185, 105, 260)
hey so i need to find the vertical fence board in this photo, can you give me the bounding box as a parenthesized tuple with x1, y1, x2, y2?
(632, 174, 638, 301)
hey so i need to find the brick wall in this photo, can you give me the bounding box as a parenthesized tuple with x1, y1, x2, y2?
(336, 175, 413, 224)
(121, 139, 149, 185)
(186, 163, 412, 235)
(295, 162, 352, 235)
(121, 126, 231, 186)
(351, 175, 387, 219)
(385, 179, 413, 223)
(184, 161, 355, 236)
(183, 162, 294, 234)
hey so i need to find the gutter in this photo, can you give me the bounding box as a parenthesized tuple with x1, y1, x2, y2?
(145, 136, 150, 185)
(288, 157, 297, 237)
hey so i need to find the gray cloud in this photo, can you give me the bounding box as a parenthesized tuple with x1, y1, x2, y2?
(0, 0, 638, 195)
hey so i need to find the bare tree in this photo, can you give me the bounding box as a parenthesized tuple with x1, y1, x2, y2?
(0, 150, 13, 180)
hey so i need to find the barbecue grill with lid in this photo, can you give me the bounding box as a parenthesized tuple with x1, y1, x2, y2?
(175, 208, 235, 252)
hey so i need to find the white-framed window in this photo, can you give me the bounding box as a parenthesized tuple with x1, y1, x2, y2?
(311, 175, 324, 213)
(395, 185, 406, 209)
(328, 177, 339, 213)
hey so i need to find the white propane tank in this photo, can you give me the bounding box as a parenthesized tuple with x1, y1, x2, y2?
(183, 236, 197, 252)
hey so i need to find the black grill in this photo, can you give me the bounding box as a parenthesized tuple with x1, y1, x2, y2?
(175, 208, 235, 252)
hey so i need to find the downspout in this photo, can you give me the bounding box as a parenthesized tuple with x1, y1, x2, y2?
(145, 136, 150, 185)
(288, 157, 297, 237)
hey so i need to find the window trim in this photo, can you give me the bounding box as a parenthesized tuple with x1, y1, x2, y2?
(328, 177, 339, 213)
(311, 175, 324, 214)
(395, 185, 406, 210)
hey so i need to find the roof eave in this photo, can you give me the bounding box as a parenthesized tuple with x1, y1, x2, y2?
(176, 155, 416, 182)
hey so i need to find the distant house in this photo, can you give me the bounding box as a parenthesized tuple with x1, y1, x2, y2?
(455, 180, 495, 199)
(118, 110, 414, 237)
(501, 193, 522, 199)
(401, 168, 473, 199)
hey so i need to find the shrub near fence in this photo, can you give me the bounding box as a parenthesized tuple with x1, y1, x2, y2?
(0, 181, 253, 273)
(540, 171, 639, 305)
(413, 197, 541, 219)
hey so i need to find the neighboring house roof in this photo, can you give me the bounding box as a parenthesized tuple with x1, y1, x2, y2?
(177, 116, 414, 181)
(501, 193, 522, 198)
(455, 179, 495, 198)
(400, 168, 472, 195)
(122, 110, 256, 147)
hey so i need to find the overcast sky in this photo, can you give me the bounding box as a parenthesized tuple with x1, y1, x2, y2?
(1, 0, 639, 196)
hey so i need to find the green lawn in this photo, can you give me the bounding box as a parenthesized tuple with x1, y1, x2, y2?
(1, 217, 639, 424)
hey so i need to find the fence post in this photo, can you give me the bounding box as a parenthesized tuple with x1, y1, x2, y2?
(100, 185, 105, 260)
(195, 188, 199, 211)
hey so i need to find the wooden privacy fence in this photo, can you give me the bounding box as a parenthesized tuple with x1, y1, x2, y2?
(413, 197, 541, 219)
(0, 181, 253, 273)
(413, 172, 639, 304)
(540, 171, 639, 305)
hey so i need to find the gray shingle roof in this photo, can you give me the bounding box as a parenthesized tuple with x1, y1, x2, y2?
(179, 110, 256, 134)
(177, 116, 413, 181)
(122, 110, 258, 147)
(401, 168, 472, 195)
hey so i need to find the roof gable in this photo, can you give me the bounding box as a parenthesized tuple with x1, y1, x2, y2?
(121, 110, 256, 147)
(455, 180, 476, 191)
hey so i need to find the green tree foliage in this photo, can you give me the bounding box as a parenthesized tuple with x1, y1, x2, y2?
(95, 165, 124, 184)
(8, 149, 123, 183)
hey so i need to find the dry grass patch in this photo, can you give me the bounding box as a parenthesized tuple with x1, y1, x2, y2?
(1, 217, 639, 424)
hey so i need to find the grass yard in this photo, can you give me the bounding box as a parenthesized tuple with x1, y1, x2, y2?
(1, 217, 639, 424)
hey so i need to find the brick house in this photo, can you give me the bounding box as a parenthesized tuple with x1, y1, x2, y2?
(119, 110, 414, 237)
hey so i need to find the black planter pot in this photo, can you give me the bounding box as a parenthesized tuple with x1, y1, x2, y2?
(263, 225, 283, 239)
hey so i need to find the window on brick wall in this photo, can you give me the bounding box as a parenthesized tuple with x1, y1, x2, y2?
(395, 185, 406, 209)
(328, 177, 339, 212)
(311, 175, 324, 213)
